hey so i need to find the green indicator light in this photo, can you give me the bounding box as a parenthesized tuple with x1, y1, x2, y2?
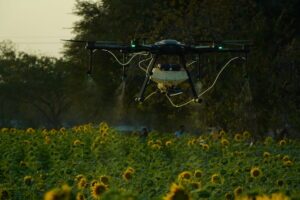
(218, 46, 223, 50)
(131, 40, 136, 48)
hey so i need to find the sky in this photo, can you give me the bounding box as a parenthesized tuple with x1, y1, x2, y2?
(0, 0, 79, 58)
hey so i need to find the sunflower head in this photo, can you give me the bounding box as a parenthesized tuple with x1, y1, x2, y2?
(75, 174, 85, 182)
(276, 179, 284, 187)
(73, 139, 82, 146)
(279, 139, 287, 146)
(211, 174, 221, 184)
(165, 140, 173, 147)
(234, 133, 243, 142)
(225, 192, 233, 200)
(44, 190, 60, 200)
(163, 183, 191, 200)
(151, 143, 161, 150)
(178, 171, 192, 182)
(282, 155, 290, 162)
(77, 178, 88, 190)
(250, 167, 262, 178)
(243, 131, 251, 139)
(122, 167, 135, 181)
(219, 129, 226, 137)
(202, 144, 210, 151)
(76, 192, 85, 200)
(24, 176, 33, 186)
(26, 128, 35, 134)
(44, 185, 71, 200)
(283, 160, 293, 167)
(234, 186, 243, 197)
(100, 175, 109, 185)
(221, 138, 229, 146)
(194, 170, 203, 178)
(91, 180, 99, 187)
(0, 189, 10, 200)
(263, 152, 271, 158)
(92, 182, 108, 199)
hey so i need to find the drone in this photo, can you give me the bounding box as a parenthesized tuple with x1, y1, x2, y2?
(65, 39, 250, 107)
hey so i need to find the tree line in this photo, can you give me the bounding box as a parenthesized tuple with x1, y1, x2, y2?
(0, 0, 299, 136)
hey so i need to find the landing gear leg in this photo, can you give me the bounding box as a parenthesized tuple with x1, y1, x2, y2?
(136, 55, 158, 102)
(179, 55, 201, 103)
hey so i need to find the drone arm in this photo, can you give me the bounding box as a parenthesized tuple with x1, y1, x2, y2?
(189, 46, 249, 54)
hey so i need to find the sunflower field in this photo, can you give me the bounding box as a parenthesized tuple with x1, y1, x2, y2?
(0, 123, 299, 200)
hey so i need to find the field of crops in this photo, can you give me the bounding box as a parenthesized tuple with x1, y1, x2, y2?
(0, 123, 299, 200)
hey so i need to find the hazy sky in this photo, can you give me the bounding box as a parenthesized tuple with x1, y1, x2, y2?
(0, 0, 79, 57)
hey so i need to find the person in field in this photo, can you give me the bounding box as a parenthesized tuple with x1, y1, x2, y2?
(175, 125, 185, 138)
(140, 127, 148, 141)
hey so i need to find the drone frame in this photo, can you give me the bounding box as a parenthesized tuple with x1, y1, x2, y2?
(65, 39, 250, 107)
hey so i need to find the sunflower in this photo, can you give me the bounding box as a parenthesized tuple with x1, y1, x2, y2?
(91, 180, 99, 187)
(225, 192, 233, 200)
(282, 155, 289, 162)
(20, 161, 27, 168)
(76, 192, 85, 200)
(77, 178, 88, 190)
(211, 174, 221, 184)
(45, 136, 51, 144)
(123, 168, 135, 181)
(73, 139, 82, 146)
(165, 140, 172, 147)
(234, 186, 243, 196)
(250, 167, 262, 178)
(202, 144, 209, 151)
(283, 160, 293, 167)
(151, 143, 161, 150)
(44, 185, 71, 200)
(44, 190, 60, 200)
(147, 140, 154, 146)
(26, 128, 35, 134)
(178, 171, 192, 182)
(126, 167, 135, 173)
(243, 131, 251, 139)
(59, 127, 66, 133)
(276, 179, 284, 187)
(1, 128, 8, 133)
(99, 122, 109, 135)
(163, 183, 191, 200)
(221, 138, 229, 146)
(194, 170, 203, 178)
(219, 129, 226, 137)
(50, 129, 57, 135)
(0, 189, 10, 199)
(24, 176, 33, 186)
(234, 133, 243, 142)
(279, 139, 287, 146)
(75, 174, 85, 182)
(187, 139, 196, 147)
(100, 175, 109, 185)
(269, 193, 290, 200)
(92, 182, 108, 199)
(263, 152, 271, 159)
